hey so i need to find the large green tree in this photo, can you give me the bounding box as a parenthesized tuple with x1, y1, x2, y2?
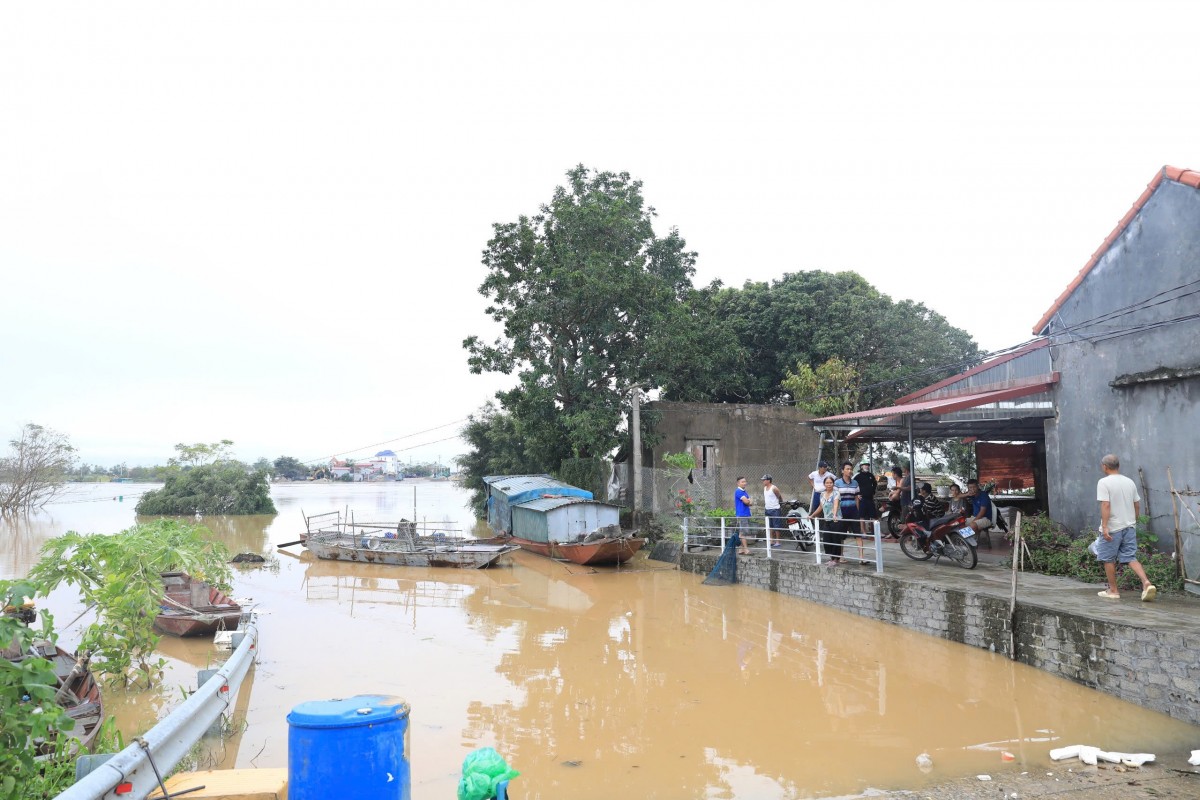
(464, 165, 735, 460)
(712, 271, 980, 406)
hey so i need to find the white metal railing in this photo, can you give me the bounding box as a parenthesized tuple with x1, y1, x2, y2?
(685, 516, 884, 573)
(56, 618, 259, 800)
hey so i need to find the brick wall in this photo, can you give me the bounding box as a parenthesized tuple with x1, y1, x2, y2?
(680, 553, 1200, 727)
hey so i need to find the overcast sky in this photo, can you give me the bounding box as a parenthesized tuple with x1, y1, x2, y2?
(2, 1, 1198, 468)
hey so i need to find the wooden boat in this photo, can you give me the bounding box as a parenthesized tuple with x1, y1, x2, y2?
(306, 530, 520, 569)
(482, 475, 645, 566)
(2, 607, 105, 757)
(154, 572, 244, 637)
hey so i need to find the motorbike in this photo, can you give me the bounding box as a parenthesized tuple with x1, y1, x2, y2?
(896, 507, 978, 569)
(785, 499, 816, 551)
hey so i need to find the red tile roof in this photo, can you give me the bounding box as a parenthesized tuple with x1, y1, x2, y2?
(1033, 166, 1200, 335)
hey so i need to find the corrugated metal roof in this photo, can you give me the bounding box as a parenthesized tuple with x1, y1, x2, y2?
(482, 474, 593, 501)
(515, 496, 611, 513)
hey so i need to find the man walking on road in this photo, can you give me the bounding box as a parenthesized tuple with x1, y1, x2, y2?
(1095, 453, 1156, 602)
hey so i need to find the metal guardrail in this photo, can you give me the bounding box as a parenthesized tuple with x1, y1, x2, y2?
(684, 516, 885, 573)
(56, 619, 259, 800)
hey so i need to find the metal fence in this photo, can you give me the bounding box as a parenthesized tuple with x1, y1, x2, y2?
(683, 514, 885, 573)
(56, 617, 259, 800)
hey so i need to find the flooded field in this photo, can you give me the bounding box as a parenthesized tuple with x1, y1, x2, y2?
(3, 481, 1196, 799)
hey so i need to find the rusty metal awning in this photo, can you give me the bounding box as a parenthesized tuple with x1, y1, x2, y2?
(807, 377, 1058, 443)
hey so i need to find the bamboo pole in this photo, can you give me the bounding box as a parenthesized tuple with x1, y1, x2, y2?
(1008, 510, 1022, 661)
(1138, 467, 1152, 529)
(1167, 467, 1185, 581)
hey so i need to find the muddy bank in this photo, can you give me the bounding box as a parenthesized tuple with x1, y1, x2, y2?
(879, 761, 1200, 798)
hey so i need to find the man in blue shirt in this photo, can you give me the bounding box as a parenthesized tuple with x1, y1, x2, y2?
(734, 476, 752, 554)
(965, 478, 993, 536)
(833, 462, 861, 564)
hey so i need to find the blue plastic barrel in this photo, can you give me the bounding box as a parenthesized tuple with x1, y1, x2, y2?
(288, 694, 411, 800)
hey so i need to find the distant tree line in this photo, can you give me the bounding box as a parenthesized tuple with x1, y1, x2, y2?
(458, 165, 983, 514)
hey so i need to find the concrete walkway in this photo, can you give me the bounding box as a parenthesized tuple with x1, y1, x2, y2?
(752, 537, 1198, 634)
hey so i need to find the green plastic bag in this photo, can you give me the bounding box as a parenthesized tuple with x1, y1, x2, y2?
(457, 747, 520, 800)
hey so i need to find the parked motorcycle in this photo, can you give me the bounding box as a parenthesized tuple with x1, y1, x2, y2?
(897, 507, 978, 569)
(785, 499, 816, 551)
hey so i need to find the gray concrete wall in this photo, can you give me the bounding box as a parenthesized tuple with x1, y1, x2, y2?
(1043, 179, 1200, 550)
(644, 401, 820, 511)
(681, 553, 1200, 726)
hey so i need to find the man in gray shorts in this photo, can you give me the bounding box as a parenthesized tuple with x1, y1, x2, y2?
(1095, 453, 1156, 601)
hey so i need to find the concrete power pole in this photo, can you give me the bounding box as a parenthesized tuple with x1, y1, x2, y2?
(631, 386, 641, 518)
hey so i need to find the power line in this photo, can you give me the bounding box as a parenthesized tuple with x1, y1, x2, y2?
(300, 419, 468, 465)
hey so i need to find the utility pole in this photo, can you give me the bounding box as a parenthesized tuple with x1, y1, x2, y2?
(631, 386, 642, 519)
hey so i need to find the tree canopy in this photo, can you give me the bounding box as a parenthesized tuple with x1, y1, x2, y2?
(136, 444, 276, 515)
(464, 164, 736, 462)
(712, 271, 981, 407)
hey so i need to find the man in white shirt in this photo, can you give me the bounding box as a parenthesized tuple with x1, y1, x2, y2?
(807, 461, 831, 512)
(1095, 453, 1156, 602)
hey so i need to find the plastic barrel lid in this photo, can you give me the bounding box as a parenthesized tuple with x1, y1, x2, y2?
(287, 695, 410, 729)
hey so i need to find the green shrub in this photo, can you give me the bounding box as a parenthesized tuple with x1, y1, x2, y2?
(1014, 513, 1182, 593)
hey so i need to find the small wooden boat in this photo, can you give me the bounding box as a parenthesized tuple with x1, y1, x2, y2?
(2, 608, 105, 758)
(510, 533, 646, 566)
(154, 572, 244, 637)
(306, 530, 520, 569)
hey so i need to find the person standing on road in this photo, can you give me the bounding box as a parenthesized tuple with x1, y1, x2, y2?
(854, 461, 878, 536)
(762, 474, 784, 548)
(834, 461, 862, 562)
(809, 474, 843, 564)
(734, 476, 753, 555)
(1095, 454, 1156, 602)
(808, 461, 832, 515)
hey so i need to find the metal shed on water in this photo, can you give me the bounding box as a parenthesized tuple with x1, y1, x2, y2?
(510, 496, 621, 545)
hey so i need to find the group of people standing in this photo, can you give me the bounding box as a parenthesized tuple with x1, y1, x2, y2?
(805, 461, 879, 565)
(730, 461, 1001, 566)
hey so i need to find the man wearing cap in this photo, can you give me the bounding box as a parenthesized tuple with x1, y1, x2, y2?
(807, 461, 832, 514)
(854, 461, 879, 535)
(762, 474, 784, 547)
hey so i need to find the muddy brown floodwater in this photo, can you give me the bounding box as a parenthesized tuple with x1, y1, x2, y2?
(3, 482, 1196, 799)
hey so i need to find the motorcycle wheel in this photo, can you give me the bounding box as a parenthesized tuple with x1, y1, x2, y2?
(887, 512, 902, 536)
(943, 532, 978, 569)
(796, 520, 815, 552)
(898, 532, 932, 561)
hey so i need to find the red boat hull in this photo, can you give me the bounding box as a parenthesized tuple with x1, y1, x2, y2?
(154, 572, 243, 638)
(511, 536, 646, 566)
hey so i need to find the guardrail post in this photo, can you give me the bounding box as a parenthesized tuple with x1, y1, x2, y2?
(764, 516, 772, 559)
(719, 517, 725, 550)
(682, 516, 689, 548)
(873, 519, 884, 573)
(814, 519, 825, 563)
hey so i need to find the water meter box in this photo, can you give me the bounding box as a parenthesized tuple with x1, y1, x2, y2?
(287, 694, 411, 800)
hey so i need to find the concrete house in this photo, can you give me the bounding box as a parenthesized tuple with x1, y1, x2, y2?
(1036, 166, 1200, 567)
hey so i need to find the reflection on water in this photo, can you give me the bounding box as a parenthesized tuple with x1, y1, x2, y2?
(2, 481, 1197, 799)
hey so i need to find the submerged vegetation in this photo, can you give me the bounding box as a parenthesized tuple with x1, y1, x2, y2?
(135, 441, 276, 515)
(29, 519, 234, 687)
